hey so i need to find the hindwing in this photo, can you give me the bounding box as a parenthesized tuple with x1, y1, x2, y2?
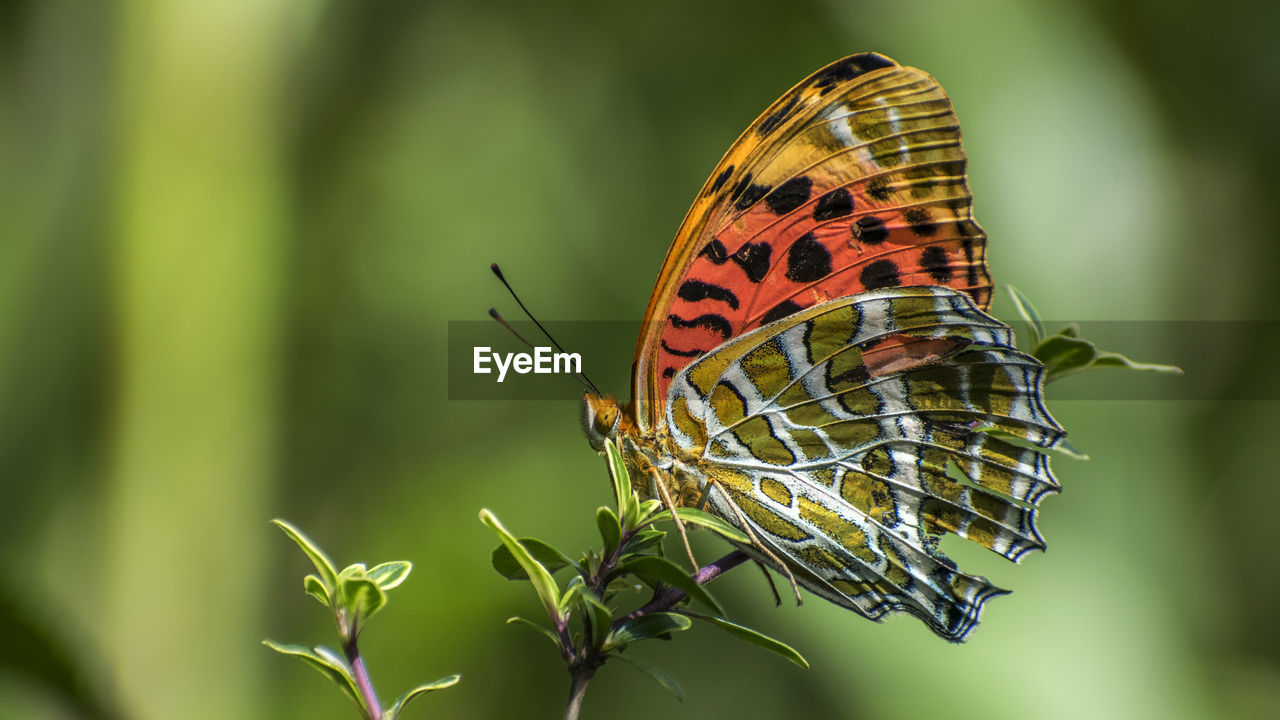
(664, 286, 1063, 640)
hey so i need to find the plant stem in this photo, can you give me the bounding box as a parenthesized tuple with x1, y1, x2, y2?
(625, 550, 750, 620)
(345, 636, 383, 720)
(554, 614, 577, 666)
(561, 505, 750, 717)
(563, 667, 595, 720)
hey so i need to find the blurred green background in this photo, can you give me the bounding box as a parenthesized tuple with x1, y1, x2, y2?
(2, 0, 1278, 718)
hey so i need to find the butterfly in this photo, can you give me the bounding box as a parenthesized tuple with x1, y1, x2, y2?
(581, 53, 1064, 641)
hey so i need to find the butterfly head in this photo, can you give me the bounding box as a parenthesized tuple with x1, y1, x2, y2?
(580, 393, 622, 452)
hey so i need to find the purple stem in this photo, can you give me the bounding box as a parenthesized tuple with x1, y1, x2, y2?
(348, 645, 382, 720)
(624, 550, 750, 621)
(561, 542, 750, 719)
(337, 613, 381, 720)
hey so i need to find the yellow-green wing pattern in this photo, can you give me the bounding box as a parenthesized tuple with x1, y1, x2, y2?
(665, 286, 1064, 640)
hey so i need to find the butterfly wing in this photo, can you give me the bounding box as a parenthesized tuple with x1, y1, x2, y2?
(634, 53, 991, 430)
(664, 287, 1063, 640)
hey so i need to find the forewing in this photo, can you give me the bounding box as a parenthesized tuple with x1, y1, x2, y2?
(665, 287, 1062, 641)
(636, 53, 990, 428)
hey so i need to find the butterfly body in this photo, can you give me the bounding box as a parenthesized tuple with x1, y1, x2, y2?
(583, 53, 1063, 641)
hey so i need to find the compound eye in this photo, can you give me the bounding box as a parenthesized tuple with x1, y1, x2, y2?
(594, 406, 618, 437)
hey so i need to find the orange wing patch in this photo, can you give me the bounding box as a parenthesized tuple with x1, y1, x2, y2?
(636, 54, 991, 423)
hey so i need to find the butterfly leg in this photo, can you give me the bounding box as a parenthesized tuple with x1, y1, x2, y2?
(708, 477, 803, 606)
(650, 468, 700, 573)
(753, 558, 783, 607)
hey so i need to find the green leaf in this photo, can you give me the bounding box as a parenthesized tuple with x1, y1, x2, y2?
(271, 519, 338, 594)
(623, 494, 644, 532)
(1053, 438, 1090, 460)
(1035, 331, 1182, 384)
(596, 507, 621, 555)
(480, 509, 561, 622)
(557, 576, 586, 615)
(972, 422, 1091, 461)
(490, 537, 574, 580)
(262, 640, 363, 709)
(617, 556, 724, 615)
(668, 508, 749, 544)
(368, 561, 411, 590)
(384, 674, 461, 720)
(624, 528, 666, 554)
(490, 544, 522, 579)
(523, 537, 576, 571)
(341, 576, 387, 628)
(605, 612, 692, 649)
(506, 616, 561, 646)
(1006, 285, 1046, 347)
(1091, 350, 1183, 375)
(606, 439, 652, 531)
(580, 590, 613, 651)
(604, 438, 632, 514)
(684, 612, 809, 668)
(637, 499, 663, 520)
(972, 424, 1090, 460)
(1034, 333, 1099, 381)
(303, 574, 331, 607)
(334, 563, 364, 605)
(615, 654, 684, 702)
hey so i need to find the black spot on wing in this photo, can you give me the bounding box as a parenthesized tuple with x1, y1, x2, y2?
(865, 177, 890, 201)
(699, 239, 729, 264)
(785, 232, 832, 283)
(859, 259, 901, 290)
(678, 279, 739, 309)
(662, 367, 676, 379)
(731, 242, 771, 283)
(710, 166, 734, 194)
(764, 176, 812, 216)
(734, 182, 772, 211)
(905, 207, 937, 237)
(758, 93, 801, 135)
(813, 188, 854, 221)
(962, 237, 978, 286)
(668, 313, 732, 340)
(761, 300, 803, 325)
(919, 246, 952, 283)
(810, 53, 897, 94)
(853, 215, 888, 244)
(661, 340, 707, 358)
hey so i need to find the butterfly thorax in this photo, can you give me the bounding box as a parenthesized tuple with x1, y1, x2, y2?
(581, 392, 706, 506)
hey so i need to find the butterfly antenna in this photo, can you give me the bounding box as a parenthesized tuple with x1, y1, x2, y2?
(489, 307, 597, 395)
(489, 263, 603, 396)
(487, 308, 536, 350)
